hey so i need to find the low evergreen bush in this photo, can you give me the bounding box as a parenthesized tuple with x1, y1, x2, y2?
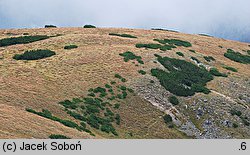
(151, 28, 178, 33)
(64, 45, 78, 50)
(109, 33, 137, 38)
(204, 56, 215, 62)
(0, 35, 50, 47)
(168, 96, 179, 105)
(176, 52, 184, 57)
(114, 74, 126, 82)
(154, 39, 192, 47)
(138, 70, 146, 75)
(26, 108, 80, 130)
(119, 51, 144, 64)
(13, 49, 56, 60)
(45, 25, 57, 28)
(209, 68, 228, 77)
(230, 109, 242, 117)
(49, 134, 70, 139)
(223, 66, 238, 72)
(83, 25, 96, 28)
(136, 43, 176, 51)
(151, 56, 213, 96)
(191, 57, 201, 63)
(232, 123, 238, 128)
(163, 114, 173, 124)
(224, 49, 250, 64)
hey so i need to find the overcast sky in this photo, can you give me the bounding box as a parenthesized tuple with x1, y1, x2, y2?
(0, 0, 250, 42)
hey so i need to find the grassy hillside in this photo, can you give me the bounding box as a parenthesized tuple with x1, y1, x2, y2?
(0, 27, 249, 139)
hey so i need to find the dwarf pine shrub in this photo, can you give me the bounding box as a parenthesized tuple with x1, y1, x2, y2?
(0, 35, 50, 47)
(13, 49, 56, 60)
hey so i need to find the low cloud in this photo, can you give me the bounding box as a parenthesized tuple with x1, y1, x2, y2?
(0, 0, 250, 42)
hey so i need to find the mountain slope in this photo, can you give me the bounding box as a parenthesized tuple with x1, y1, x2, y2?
(0, 27, 249, 139)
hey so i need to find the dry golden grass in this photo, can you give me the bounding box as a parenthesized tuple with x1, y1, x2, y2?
(0, 104, 94, 139)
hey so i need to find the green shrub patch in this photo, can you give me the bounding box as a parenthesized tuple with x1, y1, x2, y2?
(114, 103, 120, 109)
(136, 38, 191, 51)
(154, 39, 192, 47)
(26, 108, 82, 130)
(109, 33, 137, 38)
(28, 72, 134, 136)
(230, 109, 249, 126)
(119, 51, 144, 64)
(45, 25, 57, 28)
(151, 28, 178, 33)
(0, 35, 50, 47)
(168, 96, 179, 106)
(49, 134, 70, 139)
(223, 66, 238, 72)
(13, 49, 56, 60)
(191, 57, 201, 63)
(163, 114, 174, 128)
(198, 34, 212, 37)
(115, 74, 127, 82)
(136, 43, 176, 51)
(83, 25, 96, 28)
(57, 78, 133, 136)
(209, 68, 228, 77)
(204, 56, 215, 62)
(64, 45, 78, 50)
(136, 43, 162, 49)
(232, 123, 238, 128)
(224, 49, 250, 64)
(230, 109, 242, 117)
(241, 117, 250, 126)
(163, 114, 173, 123)
(176, 52, 184, 57)
(115, 114, 121, 125)
(138, 70, 146, 75)
(151, 55, 213, 96)
(59, 100, 78, 109)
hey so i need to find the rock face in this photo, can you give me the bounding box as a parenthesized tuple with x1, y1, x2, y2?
(131, 74, 249, 139)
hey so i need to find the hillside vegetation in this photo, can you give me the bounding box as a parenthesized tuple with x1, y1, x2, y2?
(0, 27, 249, 139)
(13, 49, 56, 60)
(0, 35, 50, 47)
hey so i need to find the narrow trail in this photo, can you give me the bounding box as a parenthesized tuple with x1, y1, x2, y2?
(211, 90, 236, 103)
(211, 90, 249, 109)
